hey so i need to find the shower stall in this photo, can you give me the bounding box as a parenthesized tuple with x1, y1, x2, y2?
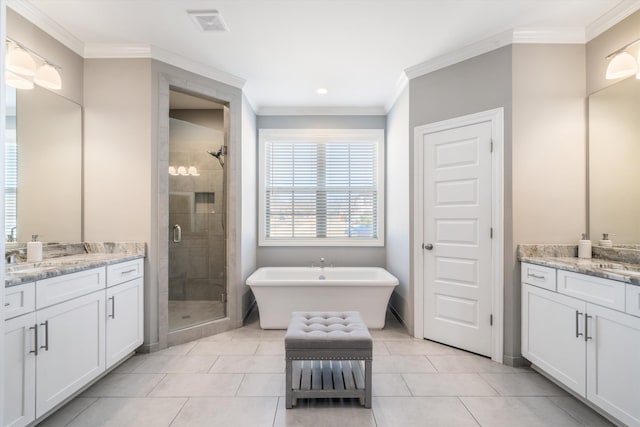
(168, 90, 228, 332)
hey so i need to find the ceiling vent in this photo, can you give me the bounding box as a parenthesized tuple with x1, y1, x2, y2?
(187, 10, 229, 32)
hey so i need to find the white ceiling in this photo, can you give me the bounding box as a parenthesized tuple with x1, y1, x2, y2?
(12, 0, 640, 113)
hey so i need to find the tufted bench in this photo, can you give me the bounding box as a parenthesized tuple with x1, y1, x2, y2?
(284, 311, 372, 409)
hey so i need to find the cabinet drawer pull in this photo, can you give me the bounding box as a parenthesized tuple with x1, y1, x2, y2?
(528, 273, 545, 280)
(575, 311, 583, 338)
(120, 269, 137, 275)
(4, 302, 10, 307)
(29, 324, 38, 356)
(585, 314, 593, 341)
(109, 296, 116, 319)
(40, 320, 49, 351)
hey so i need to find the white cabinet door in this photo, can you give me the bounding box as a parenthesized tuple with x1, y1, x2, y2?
(522, 284, 587, 397)
(35, 291, 105, 418)
(106, 278, 143, 369)
(3, 313, 36, 427)
(586, 303, 640, 427)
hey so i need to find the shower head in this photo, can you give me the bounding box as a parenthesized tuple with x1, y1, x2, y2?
(207, 146, 226, 166)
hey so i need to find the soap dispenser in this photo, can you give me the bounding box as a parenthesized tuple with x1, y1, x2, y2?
(578, 233, 592, 259)
(27, 234, 43, 263)
(599, 233, 614, 247)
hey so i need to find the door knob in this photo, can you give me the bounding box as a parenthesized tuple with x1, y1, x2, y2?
(423, 243, 433, 250)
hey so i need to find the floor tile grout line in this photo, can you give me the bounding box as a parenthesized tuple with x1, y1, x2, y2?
(457, 396, 483, 427)
(399, 373, 415, 397)
(271, 396, 281, 427)
(235, 374, 247, 397)
(60, 397, 101, 427)
(145, 373, 168, 397)
(544, 395, 592, 427)
(167, 396, 190, 427)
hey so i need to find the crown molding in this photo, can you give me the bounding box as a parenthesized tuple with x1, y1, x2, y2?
(512, 27, 586, 44)
(586, 0, 640, 41)
(84, 43, 152, 58)
(405, 30, 514, 80)
(7, 0, 84, 56)
(257, 106, 387, 116)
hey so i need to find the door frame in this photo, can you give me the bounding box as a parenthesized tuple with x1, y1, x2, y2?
(413, 108, 504, 363)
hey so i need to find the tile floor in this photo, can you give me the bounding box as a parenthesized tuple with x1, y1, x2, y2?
(39, 310, 614, 427)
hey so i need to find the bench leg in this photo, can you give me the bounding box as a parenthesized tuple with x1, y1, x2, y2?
(364, 359, 372, 409)
(286, 358, 293, 409)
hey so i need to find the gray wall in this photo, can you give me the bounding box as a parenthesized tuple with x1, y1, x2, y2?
(409, 46, 515, 362)
(255, 115, 387, 268)
(240, 96, 257, 318)
(385, 87, 411, 331)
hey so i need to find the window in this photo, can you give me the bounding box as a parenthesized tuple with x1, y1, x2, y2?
(259, 129, 384, 246)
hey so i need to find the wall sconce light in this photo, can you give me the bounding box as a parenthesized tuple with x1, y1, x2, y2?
(5, 38, 63, 90)
(605, 37, 640, 80)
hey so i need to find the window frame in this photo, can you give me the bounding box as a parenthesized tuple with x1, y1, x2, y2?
(258, 128, 385, 247)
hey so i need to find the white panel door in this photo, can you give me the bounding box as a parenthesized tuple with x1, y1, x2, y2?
(3, 313, 36, 427)
(106, 278, 144, 369)
(422, 120, 493, 355)
(35, 291, 105, 418)
(586, 303, 640, 427)
(522, 284, 586, 396)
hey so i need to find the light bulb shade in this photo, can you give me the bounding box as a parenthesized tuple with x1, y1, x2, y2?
(6, 47, 37, 76)
(187, 166, 200, 176)
(5, 71, 34, 90)
(605, 52, 638, 80)
(168, 166, 178, 176)
(177, 166, 188, 176)
(34, 63, 62, 90)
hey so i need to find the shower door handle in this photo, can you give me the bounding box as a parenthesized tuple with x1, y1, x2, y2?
(173, 224, 182, 243)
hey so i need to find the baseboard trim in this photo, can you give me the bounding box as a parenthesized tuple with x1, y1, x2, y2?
(502, 355, 530, 367)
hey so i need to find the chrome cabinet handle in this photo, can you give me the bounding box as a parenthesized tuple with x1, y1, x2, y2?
(585, 314, 593, 341)
(120, 269, 136, 275)
(40, 320, 49, 351)
(575, 311, 583, 338)
(29, 324, 38, 356)
(4, 302, 10, 307)
(528, 273, 545, 280)
(109, 296, 116, 319)
(173, 224, 182, 243)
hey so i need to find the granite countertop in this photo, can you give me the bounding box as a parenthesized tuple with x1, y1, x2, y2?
(5, 242, 145, 287)
(518, 244, 640, 287)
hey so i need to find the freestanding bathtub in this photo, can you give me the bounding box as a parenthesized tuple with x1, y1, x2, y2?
(246, 267, 399, 329)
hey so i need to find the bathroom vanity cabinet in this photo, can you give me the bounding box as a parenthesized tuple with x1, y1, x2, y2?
(521, 262, 640, 427)
(3, 258, 144, 427)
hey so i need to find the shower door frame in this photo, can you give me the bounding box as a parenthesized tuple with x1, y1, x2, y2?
(156, 72, 242, 349)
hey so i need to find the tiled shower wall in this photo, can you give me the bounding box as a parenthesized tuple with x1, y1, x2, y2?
(168, 109, 225, 303)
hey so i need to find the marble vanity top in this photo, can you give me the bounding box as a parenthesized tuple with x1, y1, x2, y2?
(518, 244, 640, 286)
(5, 242, 145, 287)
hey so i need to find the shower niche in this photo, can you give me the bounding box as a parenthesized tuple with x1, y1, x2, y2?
(168, 90, 228, 332)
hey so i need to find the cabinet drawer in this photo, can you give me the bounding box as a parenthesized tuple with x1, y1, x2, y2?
(36, 267, 106, 309)
(107, 259, 143, 288)
(557, 270, 625, 311)
(626, 285, 640, 317)
(4, 282, 36, 320)
(521, 263, 557, 291)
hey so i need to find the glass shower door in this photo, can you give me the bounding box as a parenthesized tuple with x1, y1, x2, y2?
(168, 92, 227, 332)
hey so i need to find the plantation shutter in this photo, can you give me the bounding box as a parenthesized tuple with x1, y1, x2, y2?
(5, 129, 17, 239)
(264, 140, 378, 241)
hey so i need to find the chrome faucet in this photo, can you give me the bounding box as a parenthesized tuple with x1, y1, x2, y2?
(5, 250, 20, 265)
(320, 257, 325, 269)
(7, 226, 16, 242)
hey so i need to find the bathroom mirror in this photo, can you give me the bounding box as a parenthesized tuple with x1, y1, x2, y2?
(4, 84, 82, 243)
(589, 76, 640, 245)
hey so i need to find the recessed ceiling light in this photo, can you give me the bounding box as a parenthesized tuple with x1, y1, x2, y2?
(316, 88, 328, 95)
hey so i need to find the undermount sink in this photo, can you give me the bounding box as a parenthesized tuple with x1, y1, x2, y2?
(591, 262, 640, 277)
